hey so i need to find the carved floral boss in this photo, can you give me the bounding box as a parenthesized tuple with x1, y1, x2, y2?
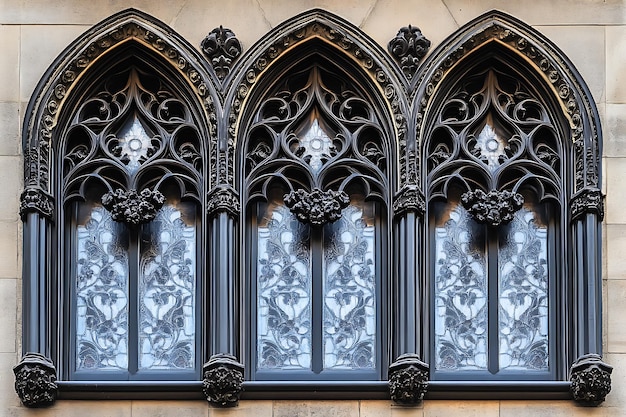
(461, 189, 524, 227)
(101, 188, 165, 225)
(283, 188, 350, 226)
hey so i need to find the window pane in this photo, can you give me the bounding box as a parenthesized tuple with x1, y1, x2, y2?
(76, 206, 129, 371)
(498, 206, 549, 371)
(323, 203, 377, 370)
(434, 204, 488, 371)
(139, 204, 197, 370)
(257, 203, 312, 370)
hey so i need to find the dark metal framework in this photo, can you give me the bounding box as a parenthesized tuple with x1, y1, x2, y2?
(16, 7, 608, 406)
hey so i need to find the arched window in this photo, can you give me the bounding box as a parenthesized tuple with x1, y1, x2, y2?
(239, 60, 391, 381)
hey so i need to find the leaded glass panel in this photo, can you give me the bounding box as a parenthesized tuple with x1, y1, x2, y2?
(117, 116, 153, 173)
(139, 204, 197, 370)
(257, 203, 312, 370)
(75, 206, 129, 371)
(498, 207, 549, 371)
(323, 203, 376, 370)
(434, 204, 488, 371)
(297, 118, 334, 172)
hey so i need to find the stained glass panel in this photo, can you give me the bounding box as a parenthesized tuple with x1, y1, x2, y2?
(257, 204, 312, 370)
(434, 204, 488, 371)
(323, 203, 376, 369)
(76, 206, 129, 371)
(474, 122, 507, 171)
(117, 116, 152, 172)
(498, 207, 549, 371)
(298, 119, 334, 172)
(139, 204, 197, 370)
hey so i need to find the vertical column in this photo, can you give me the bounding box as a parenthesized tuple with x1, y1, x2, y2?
(204, 186, 243, 407)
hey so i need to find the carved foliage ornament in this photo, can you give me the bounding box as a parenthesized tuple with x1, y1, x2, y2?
(461, 189, 524, 226)
(207, 186, 241, 218)
(570, 188, 604, 222)
(101, 188, 165, 225)
(388, 353, 430, 404)
(13, 353, 58, 408)
(393, 185, 426, 217)
(202, 354, 244, 407)
(570, 354, 613, 406)
(388, 25, 431, 80)
(19, 188, 54, 220)
(201, 26, 242, 80)
(284, 188, 350, 226)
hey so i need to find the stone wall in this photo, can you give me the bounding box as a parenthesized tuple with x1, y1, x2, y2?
(1, 0, 625, 415)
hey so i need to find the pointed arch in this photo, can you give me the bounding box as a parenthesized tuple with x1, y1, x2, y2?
(222, 9, 406, 190)
(21, 8, 219, 219)
(413, 10, 605, 385)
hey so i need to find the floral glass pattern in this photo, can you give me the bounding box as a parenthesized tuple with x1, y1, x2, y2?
(76, 206, 129, 371)
(117, 117, 153, 173)
(297, 118, 334, 173)
(323, 204, 376, 369)
(139, 204, 197, 370)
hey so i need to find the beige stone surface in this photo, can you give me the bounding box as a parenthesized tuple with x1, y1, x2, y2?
(361, 0, 459, 54)
(0, 353, 20, 409)
(602, 353, 625, 409)
(605, 104, 626, 157)
(604, 157, 626, 224)
(607, 279, 626, 353)
(0, 221, 18, 279)
(209, 401, 272, 417)
(606, 25, 626, 104)
(424, 400, 498, 417)
(0, 102, 21, 156)
(132, 400, 208, 417)
(533, 25, 605, 104)
(606, 224, 626, 279)
(499, 400, 614, 417)
(359, 400, 424, 417)
(0, 279, 17, 353)
(443, 0, 626, 26)
(0, 25, 20, 102)
(0, 157, 21, 222)
(19, 25, 90, 102)
(272, 400, 359, 417)
(8, 401, 132, 417)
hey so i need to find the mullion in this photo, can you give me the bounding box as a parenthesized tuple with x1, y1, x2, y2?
(311, 227, 323, 374)
(127, 227, 139, 376)
(487, 227, 499, 375)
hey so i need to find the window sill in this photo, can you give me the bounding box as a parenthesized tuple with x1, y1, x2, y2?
(56, 380, 572, 401)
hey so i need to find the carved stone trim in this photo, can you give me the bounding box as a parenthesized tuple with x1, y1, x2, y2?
(415, 11, 601, 192)
(461, 189, 524, 226)
(570, 353, 612, 406)
(207, 186, 241, 219)
(388, 353, 429, 404)
(202, 353, 244, 407)
(228, 10, 408, 187)
(101, 188, 165, 225)
(24, 10, 217, 195)
(13, 353, 58, 408)
(388, 25, 431, 80)
(393, 186, 425, 217)
(571, 188, 604, 222)
(201, 26, 242, 81)
(19, 187, 54, 220)
(284, 188, 350, 226)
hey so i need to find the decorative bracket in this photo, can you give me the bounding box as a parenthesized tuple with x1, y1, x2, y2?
(388, 353, 430, 404)
(393, 185, 426, 218)
(101, 188, 165, 225)
(201, 26, 242, 80)
(19, 188, 54, 220)
(207, 186, 240, 219)
(387, 25, 431, 79)
(570, 353, 612, 406)
(571, 188, 604, 222)
(202, 353, 245, 407)
(461, 189, 524, 226)
(13, 353, 58, 408)
(284, 188, 350, 226)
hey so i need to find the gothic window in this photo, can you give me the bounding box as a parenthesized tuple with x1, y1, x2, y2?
(241, 63, 390, 380)
(60, 63, 205, 380)
(425, 66, 562, 379)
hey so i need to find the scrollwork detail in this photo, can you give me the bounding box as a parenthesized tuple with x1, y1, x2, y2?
(388, 25, 431, 79)
(388, 353, 430, 404)
(461, 189, 524, 226)
(13, 353, 58, 408)
(283, 188, 350, 226)
(202, 354, 244, 407)
(101, 188, 165, 225)
(570, 353, 612, 406)
(201, 26, 242, 80)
